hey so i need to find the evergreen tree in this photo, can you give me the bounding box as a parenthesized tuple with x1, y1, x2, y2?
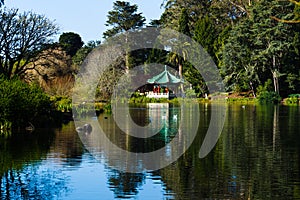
(193, 15, 216, 58)
(167, 8, 192, 95)
(72, 40, 100, 67)
(178, 9, 191, 37)
(103, 1, 145, 38)
(221, 0, 298, 96)
(103, 1, 145, 73)
(214, 25, 232, 67)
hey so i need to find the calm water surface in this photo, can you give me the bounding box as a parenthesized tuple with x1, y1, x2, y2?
(0, 103, 300, 199)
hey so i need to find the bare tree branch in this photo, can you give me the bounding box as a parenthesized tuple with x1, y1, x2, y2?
(271, 16, 300, 24)
(288, 0, 300, 6)
(0, 8, 59, 78)
(228, 0, 248, 14)
(270, 0, 300, 24)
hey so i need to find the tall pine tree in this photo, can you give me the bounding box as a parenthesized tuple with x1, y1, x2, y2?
(103, 1, 145, 73)
(103, 1, 145, 38)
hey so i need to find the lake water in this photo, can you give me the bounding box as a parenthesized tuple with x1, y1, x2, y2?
(1, 103, 300, 199)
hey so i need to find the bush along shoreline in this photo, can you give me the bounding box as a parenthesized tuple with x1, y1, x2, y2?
(0, 76, 57, 134)
(0, 74, 110, 135)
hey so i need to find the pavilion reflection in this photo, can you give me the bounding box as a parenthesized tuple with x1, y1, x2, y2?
(78, 102, 199, 173)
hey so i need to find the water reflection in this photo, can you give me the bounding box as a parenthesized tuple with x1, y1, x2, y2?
(79, 102, 199, 172)
(158, 104, 300, 200)
(0, 164, 69, 199)
(47, 123, 84, 168)
(0, 104, 299, 199)
(107, 170, 145, 198)
(0, 128, 69, 199)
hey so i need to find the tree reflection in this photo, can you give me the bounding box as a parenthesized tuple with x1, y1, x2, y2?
(0, 124, 85, 199)
(49, 122, 84, 167)
(157, 104, 300, 199)
(0, 129, 55, 177)
(1, 164, 69, 199)
(106, 169, 145, 198)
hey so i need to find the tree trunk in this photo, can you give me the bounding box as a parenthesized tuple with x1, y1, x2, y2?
(249, 81, 256, 98)
(178, 63, 184, 96)
(125, 52, 129, 74)
(273, 74, 279, 94)
(124, 33, 129, 74)
(272, 56, 280, 95)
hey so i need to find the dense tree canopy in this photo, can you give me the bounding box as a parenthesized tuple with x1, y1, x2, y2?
(99, 0, 300, 98)
(193, 15, 216, 58)
(221, 0, 300, 96)
(155, 0, 300, 97)
(72, 40, 100, 67)
(59, 32, 84, 57)
(103, 1, 146, 38)
(0, 76, 51, 128)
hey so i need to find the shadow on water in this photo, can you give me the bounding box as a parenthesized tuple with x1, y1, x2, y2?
(0, 128, 58, 199)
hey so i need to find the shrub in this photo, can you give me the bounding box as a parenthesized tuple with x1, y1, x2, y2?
(52, 96, 72, 112)
(257, 91, 281, 104)
(285, 94, 300, 105)
(185, 88, 197, 98)
(256, 79, 281, 104)
(256, 79, 273, 96)
(0, 76, 51, 128)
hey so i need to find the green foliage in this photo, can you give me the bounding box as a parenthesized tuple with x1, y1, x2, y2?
(160, 0, 212, 30)
(226, 97, 256, 104)
(193, 15, 216, 58)
(51, 96, 72, 112)
(0, 76, 51, 128)
(59, 32, 84, 57)
(285, 96, 299, 105)
(284, 94, 300, 105)
(129, 96, 169, 103)
(104, 103, 112, 113)
(289, 93, 300, 98)
(178, 8, 191, 36)
(103, 1, 146, 38)
(256, 79, 273, 96)
(214, 25, 231, 67)
(257, 91, 281, 104)
(286, 72, 300, 93)
(221, 0, 297, 95)
(185, 88, 197, 98)
(73, 103, 93, 117)
(256, 79, 281, 103)
(72, 40, 100, 67)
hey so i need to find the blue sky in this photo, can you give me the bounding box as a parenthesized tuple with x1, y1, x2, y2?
(5, 0, 165, 43)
